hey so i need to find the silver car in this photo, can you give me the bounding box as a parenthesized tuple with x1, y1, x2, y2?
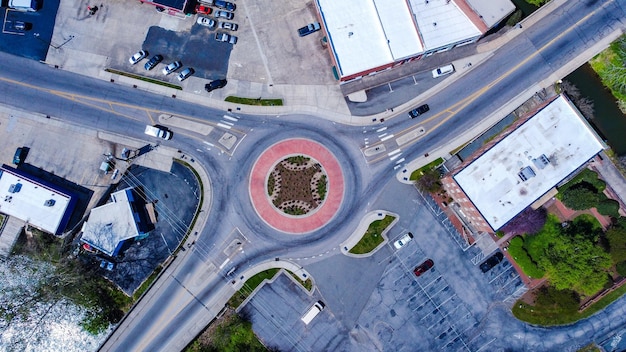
(129, 50, 147, 65)
(162, 61, 182, 75)
(177, 67, 195, 81)
(215, 32, 237, 44)
(214, 10, 234, 20)
(197, 16, 216, 28)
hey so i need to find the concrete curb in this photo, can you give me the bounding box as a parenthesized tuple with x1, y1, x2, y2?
(340, 210, 398, 257)
(233, 259, 312, 291)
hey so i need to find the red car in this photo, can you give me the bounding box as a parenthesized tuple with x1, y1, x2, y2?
(195, 5, 212, 14)
(414, 259, 434, 277)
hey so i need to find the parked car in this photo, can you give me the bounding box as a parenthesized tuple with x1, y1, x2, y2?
(197, 16, 216, 28)
(394, 232, 414, 249)
(214, 10, 234, 20)
(129, 50, 147, 65)
(298, 22, 321, 37)
(215, 32, 237, 44)
(479, 252, 504, 273)
(219, 21, 238, 31)
(214, 0, 235, 11)
(13, 147, 25, 165)
(432, 64, 455, 78)
(144, 54, 163, 70)
(408, 104, 430, 118)
(7, 20, 31, 31)
(195, 4, 212, 14)
(414, 259, 434, 277)
(177, 67, 194, 81)
(205, 79, 227, 92)
(162, 61, 182, 75)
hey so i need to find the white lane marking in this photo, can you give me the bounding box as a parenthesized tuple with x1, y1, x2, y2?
(376, 127, 388, 132)
(395, 158, 405, 164)
(380, 134, 394, 142)
(220, 120, 234, 126)
(388, 149, 401, 156)
(217, 123, 232, 129)
(203, 141, 215, 147)
(219, 258, 230, 269)
(390, 153, 402, 161)
(223, 115, 238, 122)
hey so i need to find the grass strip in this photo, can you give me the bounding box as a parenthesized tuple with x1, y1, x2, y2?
(105, 68, 183, 90)
(225, 96, 283, 106)
(228, 268, 280, 309)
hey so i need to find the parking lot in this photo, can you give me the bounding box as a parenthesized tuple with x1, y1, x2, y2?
(0, 0, 61, 60)
(242, 184, 525, 351)
(41, 0, 335, 100)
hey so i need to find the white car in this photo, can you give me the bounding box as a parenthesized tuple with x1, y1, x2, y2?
(393, 232, 414, 249)
(196, 16, 216, 28)
(432, 64, 455, 78)
(219, 21, 238, 31)
(129, 50, 147, 65)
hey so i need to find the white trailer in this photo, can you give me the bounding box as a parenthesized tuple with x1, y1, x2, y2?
(301, 301, 325, 325)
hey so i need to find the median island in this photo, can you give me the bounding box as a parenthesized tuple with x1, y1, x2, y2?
(349, 215, 396, 254)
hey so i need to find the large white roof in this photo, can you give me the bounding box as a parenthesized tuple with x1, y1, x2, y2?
(0, 165, 73, 235)
(317, 0, 423, 78)
(466, 0, 516, 28)
(454, 95, 605, 231)
(80, 188, 139, 256)
(409, 0, 482, 50)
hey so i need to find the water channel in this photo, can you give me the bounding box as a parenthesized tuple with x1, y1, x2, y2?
(509, 0, 626, 155)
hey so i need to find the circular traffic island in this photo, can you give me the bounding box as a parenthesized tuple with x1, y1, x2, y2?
(249, 139, 344, 234)
(268, 155, 327, 216)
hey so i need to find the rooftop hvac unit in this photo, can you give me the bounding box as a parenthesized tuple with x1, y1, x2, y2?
(8, 183, 22, 193)
(44, 199, 56, 207)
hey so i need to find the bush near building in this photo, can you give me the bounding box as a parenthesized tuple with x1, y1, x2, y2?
(507, 236, 545, 278)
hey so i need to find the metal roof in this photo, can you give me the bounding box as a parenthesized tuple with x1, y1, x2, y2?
(454, 95, 606, 231)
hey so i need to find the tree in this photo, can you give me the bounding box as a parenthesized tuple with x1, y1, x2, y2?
(415, 167, 442, 193)
(501, 207, 547, 236)
(561, 184, 600, 210)
(597, 199, 620, 218)
(606, 222, 626, 263)
(527, 215, 612, 296)
(525, 0, 549, 6)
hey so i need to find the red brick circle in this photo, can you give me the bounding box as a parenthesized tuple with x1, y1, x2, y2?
(249, 139, 344, 234)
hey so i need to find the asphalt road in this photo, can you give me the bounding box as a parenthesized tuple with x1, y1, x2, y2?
(0, 0, 624, 350)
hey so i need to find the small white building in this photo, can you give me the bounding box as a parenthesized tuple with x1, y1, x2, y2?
(0, 164, 76, 236)
(80, 188, 153, 257)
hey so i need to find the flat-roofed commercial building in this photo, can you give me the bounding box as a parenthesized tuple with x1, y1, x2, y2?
(0, 164, 77, 236)
(441, 95, 606, 234)
(315, 0, 515, 82)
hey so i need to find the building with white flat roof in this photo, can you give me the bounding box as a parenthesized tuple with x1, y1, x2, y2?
(442, 95, 605, 233)
(315, 0, 514, 82)
(80, 188, 153, 257)
(0, 164, 77, 236)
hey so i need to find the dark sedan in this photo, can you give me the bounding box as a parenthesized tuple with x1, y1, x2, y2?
(408, 104, 430, 118)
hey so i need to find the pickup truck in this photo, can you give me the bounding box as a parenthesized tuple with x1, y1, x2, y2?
(298, 22, 321, 37)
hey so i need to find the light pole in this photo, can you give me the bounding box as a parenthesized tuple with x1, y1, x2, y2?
(33, 33, 74, 49)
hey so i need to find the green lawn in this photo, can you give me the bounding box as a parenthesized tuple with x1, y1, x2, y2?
(349, 215, 396, 254)
(409, 158, 444, 181)
(105, 69, 182, 90)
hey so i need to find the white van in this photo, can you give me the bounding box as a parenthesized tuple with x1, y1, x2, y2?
(144, 125, 172, 140)
(9, 0, 40, 11)
(301, 301, 325, 325)
(432, 64, 455, 78)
